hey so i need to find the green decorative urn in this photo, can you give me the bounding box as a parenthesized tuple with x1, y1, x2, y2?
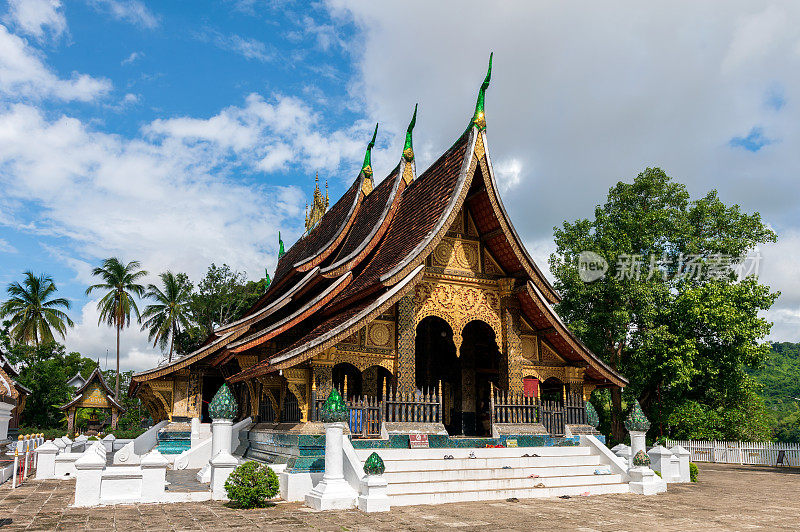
(208, 383, 238, 420)
(319, 388, 348, 423)
(585, 401, 600, 428)
(632, 449, 651, 467)
(624, 401, 651, 432)
(363, 452, 385, 476)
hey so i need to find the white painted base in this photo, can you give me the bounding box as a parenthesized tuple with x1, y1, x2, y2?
(628, 466, 667, 495)
(305, 477, 358, 510)
(358, 475, 390, 513)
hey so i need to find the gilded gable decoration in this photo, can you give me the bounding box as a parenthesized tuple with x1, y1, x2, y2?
(305, 173, 329, 233)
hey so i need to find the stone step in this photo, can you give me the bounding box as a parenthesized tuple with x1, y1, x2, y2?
(354, 446, 590, 461)
(389, 481, 630, 506)
(383, 464, 611, 483)
(387, 473, 624, 495)
(379, 454, 602, 472)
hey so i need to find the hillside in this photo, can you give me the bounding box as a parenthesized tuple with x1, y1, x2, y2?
(750, 342, 800, 442)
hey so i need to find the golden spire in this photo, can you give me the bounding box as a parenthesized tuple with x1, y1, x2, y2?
(305, 172, 329, 233)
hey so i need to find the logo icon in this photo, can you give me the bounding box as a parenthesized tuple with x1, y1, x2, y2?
(578, 251, 608, 282)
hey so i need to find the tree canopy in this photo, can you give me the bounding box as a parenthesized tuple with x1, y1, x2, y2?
(0, 271, 73, 348)
(141, 271, 193, 362)
(550, 168, 778, 441)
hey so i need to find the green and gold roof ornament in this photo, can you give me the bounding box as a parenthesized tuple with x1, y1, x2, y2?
(264, 269, 271, 292)
(361, 122, 379, 179)
(319, 388, 349, 423)
(632, 449, 651, 467)
(208, 383, 238, 420)
(470, 52, 493, 131)
(624, 400, 651, 432)
(402, 104, 417, 163)
(278, 231, 285, 259)
(585, 401, 600, 428)
(363, 452, 386, 476)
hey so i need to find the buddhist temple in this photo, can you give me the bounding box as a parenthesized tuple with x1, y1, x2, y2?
(0, 349, 29, 440)
(130, 54, 627, 439)
(60, 366, 126, 434)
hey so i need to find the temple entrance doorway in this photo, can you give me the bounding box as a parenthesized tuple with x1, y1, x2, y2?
(540, 377, 565, 404)
(332, 362, 362, 400)
(460, 320, 501, 437)
(201, 373, 225, 423)
(414, 317, 501, 436)
(415, 316, 460, 435)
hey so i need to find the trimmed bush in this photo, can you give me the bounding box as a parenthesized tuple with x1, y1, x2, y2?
(224, 461, 279, 508)
(689, 462, 699, 483)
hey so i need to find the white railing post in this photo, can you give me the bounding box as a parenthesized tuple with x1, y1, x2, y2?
(12, 435, 22, 488)
(140, 450, 169, 503)
(73, 448, 105, 507)
(23, 435, 30, 478)
(35, 441, 59, 479)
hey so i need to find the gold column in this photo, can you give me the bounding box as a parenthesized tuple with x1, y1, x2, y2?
(396, 295, 416, 393)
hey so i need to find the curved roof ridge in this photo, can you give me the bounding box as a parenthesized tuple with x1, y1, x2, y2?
(228, 272, 352, 353)
(214, 267, 318, 334)
(321, 161, 405, 276)
(266, 173, 364, 296)
(228, 264, 424, 382)
(522, 280, 627, 387)
(332, 127, 476, 309)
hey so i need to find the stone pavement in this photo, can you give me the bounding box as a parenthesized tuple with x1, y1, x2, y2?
(1, 463, 799, 530)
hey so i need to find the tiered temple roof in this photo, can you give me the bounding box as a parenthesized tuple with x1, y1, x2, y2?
(131, 56, 626, 391)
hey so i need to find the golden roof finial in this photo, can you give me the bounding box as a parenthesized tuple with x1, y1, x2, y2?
(305, 172, 329, 232)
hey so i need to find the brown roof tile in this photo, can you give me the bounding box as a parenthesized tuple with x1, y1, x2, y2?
(338, 131, 471, 301)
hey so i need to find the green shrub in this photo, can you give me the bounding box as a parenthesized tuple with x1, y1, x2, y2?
(224, 461, 279, 508)
(689, 462, 698, 483)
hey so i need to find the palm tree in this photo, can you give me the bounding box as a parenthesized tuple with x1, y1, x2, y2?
(0, 272, 74, 352)
(86, 258, 147, 397)
(140, 271, 193, 363)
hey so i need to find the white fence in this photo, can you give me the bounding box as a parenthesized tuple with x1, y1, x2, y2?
(665, 439, 800, 466)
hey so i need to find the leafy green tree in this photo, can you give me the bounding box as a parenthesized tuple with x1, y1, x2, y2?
(86, 258, 147, 398)
(141, 272, 193, 362)
(8, 341, 96, 428)
(175, 264, 266, 356)
(550, 168, 778, 441)
(750, 342, 800, 442)
(0, 272, 74, 350)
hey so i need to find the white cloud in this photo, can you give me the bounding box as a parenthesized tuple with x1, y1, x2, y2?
(87, 0, 159, 29)
(66, 299, 160, 372)
(0, 238, 17, 253)
(6, 0, 66, 39)
(327, 0, 800, 341)
(145, 93, 370, 172)
(0, 24, 112, 101)
(494, 157, 523, 192)
(202, 30, 273, 62)
(121, 51, 142, 65)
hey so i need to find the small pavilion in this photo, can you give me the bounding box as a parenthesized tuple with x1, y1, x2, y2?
(60, 367, 126, 434)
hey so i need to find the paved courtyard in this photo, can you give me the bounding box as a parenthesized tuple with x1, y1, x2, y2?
(1, 463, 798, 530)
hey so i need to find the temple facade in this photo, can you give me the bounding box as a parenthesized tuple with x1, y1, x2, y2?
(130, 56, 626, 437)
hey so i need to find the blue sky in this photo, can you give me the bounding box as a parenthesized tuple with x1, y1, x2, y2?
(2, 1, 800, 370)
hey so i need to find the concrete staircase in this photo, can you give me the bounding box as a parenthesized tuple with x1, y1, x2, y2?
(353, 446, 629, 506)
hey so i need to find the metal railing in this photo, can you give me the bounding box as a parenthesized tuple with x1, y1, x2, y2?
(311, 385, 443, 438)
(490, 385, 586, 436)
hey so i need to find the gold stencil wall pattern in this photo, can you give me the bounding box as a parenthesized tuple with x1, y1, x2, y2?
(413, 279, 502, 351)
